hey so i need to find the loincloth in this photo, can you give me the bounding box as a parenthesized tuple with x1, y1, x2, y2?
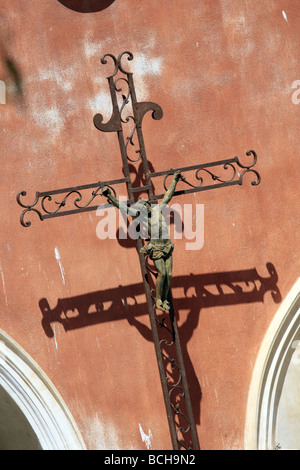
(140, 241, 174, 261)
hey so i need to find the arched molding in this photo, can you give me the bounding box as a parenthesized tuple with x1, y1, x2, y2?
(244, 278, 300, 449)
(0, 329, 86, 450)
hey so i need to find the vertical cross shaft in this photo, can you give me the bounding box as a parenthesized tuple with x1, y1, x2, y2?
(94, 51, 200, 450)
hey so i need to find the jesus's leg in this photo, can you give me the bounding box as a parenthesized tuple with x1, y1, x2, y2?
(162, 254, 172, 311)
(154, 258, 167, 311)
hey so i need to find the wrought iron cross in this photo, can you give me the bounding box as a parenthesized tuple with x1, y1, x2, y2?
(17, 51, 260, 450)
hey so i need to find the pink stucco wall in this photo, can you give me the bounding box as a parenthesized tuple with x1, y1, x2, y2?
(1, 0, 299, 449)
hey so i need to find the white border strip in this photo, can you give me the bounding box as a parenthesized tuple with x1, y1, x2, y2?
(0, 329, 86, 450)
(244, 278, 300, 449)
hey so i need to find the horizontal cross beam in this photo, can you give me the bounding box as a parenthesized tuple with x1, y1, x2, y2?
(16, 151, 260, 227)
(16, 176, 130, 227)
(150, 150, 260, 200)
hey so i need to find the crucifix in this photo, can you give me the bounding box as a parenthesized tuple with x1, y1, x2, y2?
(17, 51, 260, 450)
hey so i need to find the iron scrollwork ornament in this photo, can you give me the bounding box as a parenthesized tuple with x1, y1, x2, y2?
(151, 150, 260, 200)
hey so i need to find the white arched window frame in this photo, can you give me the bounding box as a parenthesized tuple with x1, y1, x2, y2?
(244, 278, 300, 449)
(0, 329, 86, 450)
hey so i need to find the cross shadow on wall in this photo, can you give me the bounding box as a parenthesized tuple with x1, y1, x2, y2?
(39, 262, 282, 428)
(57, 0, 116, 13)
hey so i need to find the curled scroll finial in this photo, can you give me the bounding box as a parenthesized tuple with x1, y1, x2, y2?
(101, 51, 134, 78)
(117, 51, 134, 75)
(101, 53, 118, 78)
(236, 149, 258, 169)
(236, 150, 261, 186)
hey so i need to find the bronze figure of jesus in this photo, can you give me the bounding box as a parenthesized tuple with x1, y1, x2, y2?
(102, 170, 182, 312)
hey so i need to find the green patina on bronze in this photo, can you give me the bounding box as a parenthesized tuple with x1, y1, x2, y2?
(102, 170, 181, 312)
